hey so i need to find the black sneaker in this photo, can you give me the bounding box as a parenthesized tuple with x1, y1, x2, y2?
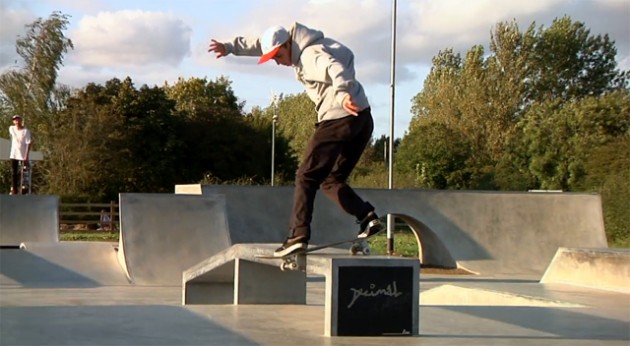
(274, 235, 308, 257)
(357, 211, 384, 238)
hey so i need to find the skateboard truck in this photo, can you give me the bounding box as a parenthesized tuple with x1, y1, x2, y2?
(279, 255, 305, 271)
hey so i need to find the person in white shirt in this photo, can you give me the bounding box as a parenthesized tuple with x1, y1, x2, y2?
(8, 115, 32, 195)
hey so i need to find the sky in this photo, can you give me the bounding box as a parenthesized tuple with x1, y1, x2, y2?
(1, 0, 629, 138)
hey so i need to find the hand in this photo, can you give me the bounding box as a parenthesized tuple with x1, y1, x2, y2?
(342, 95, 359, 116)
(208, 39, 227, 58)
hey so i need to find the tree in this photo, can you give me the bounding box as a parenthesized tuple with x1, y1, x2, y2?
(580, 135, 630, 246)
(397, 122, 472, 189)
(522, 90, 630, 190)
(165, 77, 296, 184)
(274, 92, 317, 163)
(163, 76, 242, 119)
(43, 77, 184, 198)
(0, 12, 74, 194)
(0, 11, 73, 146)
(405, 16, 628, 190)
(243, 106, 298, 184)
(526, 16, 626, 103)
(43, 82, 122, 198)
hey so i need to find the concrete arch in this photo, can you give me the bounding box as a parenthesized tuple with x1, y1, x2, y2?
(390, 213, 458, 269)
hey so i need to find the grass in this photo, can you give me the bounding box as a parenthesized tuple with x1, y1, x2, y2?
(60, 231, 118, 242)
(59, 228, 475, 274)
(58, 229, 421, 257)
(368, 230, 418, 257)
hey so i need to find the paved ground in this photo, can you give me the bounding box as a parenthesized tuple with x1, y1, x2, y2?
(1, 273, 628, 345)
(0, 191, 625, 345)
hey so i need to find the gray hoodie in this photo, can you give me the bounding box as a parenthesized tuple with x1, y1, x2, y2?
(223, 22, 370, 123)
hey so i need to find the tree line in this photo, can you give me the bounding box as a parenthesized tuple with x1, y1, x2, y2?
(1, 13, 628, 245)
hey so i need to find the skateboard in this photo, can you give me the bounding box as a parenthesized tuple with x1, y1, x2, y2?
(257, 230, 383, 271)
(19, 161, 31, 195)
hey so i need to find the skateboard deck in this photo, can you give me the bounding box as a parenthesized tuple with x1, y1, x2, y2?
(19, 161, 31, 195)
(256, 230, 384, 271)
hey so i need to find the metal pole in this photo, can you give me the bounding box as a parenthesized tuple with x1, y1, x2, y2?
(387, 0, 397, 255)
(270, 93, 278, 186)
(271, 114, 277, 186)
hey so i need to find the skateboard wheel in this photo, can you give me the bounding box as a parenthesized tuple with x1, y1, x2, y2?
(362, 246, 371, 256)
(350, 244, 362, 255)
(281, 261, 298, 271)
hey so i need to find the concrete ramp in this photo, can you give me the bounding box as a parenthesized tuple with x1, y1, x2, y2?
(118, 193, 231, 286)
(0, 242, 129, 287)
(420, 284, 584, 307)
(180, 185, 607, 276)
(0, 195, 59, 246)
(541, 247, 630, 293)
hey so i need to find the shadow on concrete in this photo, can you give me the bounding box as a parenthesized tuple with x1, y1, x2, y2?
(420, 277, 540, 284)
(431, 306, 629, 341)
(0, 305, 258, 345)
(0, 249, 101, 288)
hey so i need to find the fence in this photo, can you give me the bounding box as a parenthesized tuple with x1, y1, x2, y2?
(59, 201, 119, 231)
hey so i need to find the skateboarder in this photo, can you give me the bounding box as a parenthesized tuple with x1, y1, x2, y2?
(208, 22, 383, 256)
(8, 115, 32, 195)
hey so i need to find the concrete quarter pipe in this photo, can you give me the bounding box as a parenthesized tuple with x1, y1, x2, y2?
(117, 193, 231, 285)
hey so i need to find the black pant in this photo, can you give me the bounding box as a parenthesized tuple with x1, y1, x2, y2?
(10, 159, 20, 194)
(289, 108, 375, 239)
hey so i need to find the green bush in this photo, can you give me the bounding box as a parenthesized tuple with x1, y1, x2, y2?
(579, 136, 630, 247)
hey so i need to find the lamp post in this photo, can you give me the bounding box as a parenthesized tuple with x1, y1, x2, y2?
(271, 93, 280, 186)
(387, 0, 398, 255)
(271, 114, 278, 186)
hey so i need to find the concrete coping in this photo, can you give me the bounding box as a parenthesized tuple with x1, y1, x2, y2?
(183, 243, 417, 281)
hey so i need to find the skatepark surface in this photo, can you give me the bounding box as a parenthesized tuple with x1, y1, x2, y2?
(1, 269, 629, 345)
(1, 189, 628, 345)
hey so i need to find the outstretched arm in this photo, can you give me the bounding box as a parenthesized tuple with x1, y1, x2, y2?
(208, 39, 227, 58)
(208, 36, 263, 58)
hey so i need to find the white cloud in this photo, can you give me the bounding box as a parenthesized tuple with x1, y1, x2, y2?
(411, 0, 563, 34)
(69, 10, 192, 68)
(203, 0, 629, 85)
(0, 2, 36, 67)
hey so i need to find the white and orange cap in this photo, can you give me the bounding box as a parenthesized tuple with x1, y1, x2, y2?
(258, 26, 289, 64)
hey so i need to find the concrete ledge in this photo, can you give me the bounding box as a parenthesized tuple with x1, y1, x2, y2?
(182, 244, 351, 305)
(182, 244, 306, 305)
(540, 247, 630, 293)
